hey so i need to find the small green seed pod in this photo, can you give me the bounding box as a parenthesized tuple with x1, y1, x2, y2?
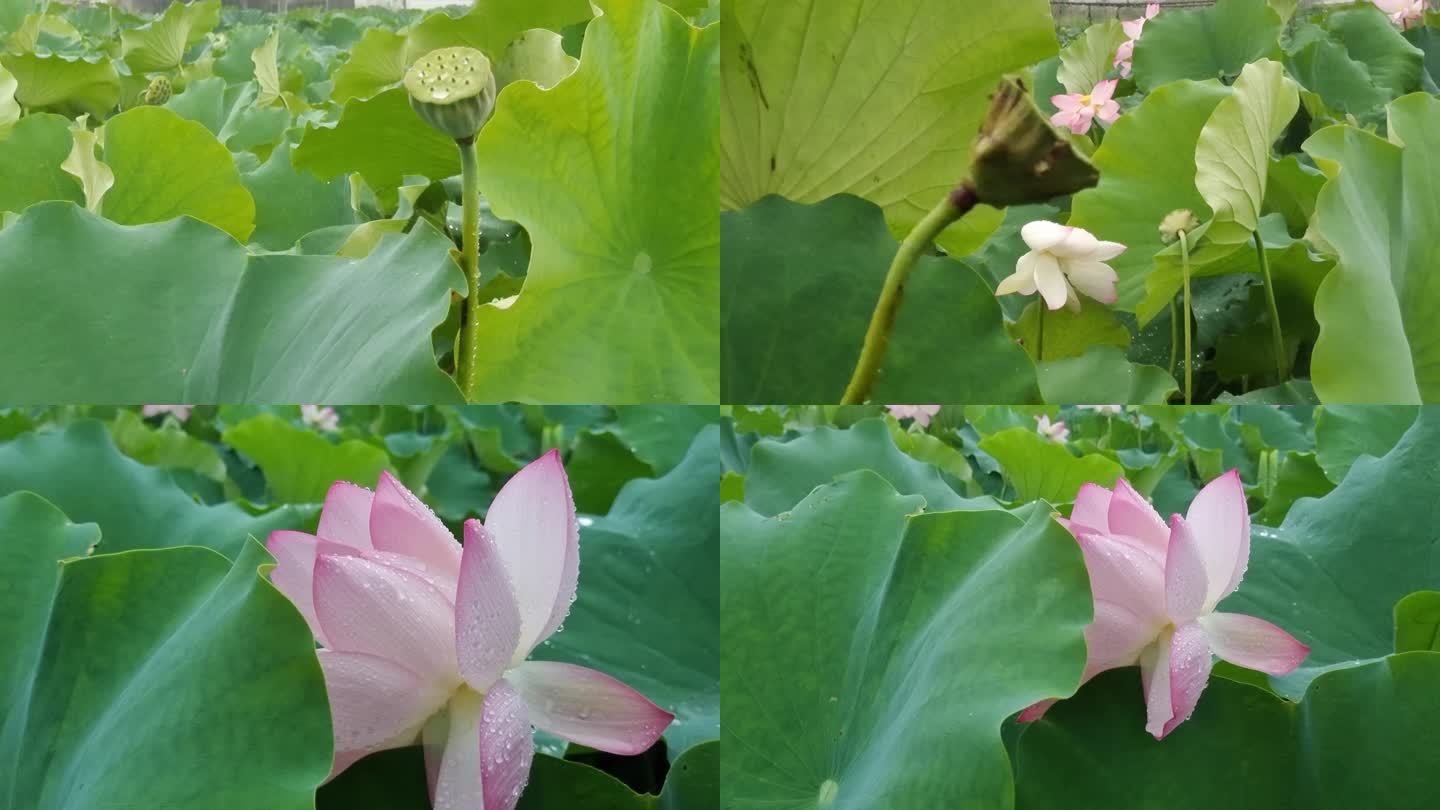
(142, 75, 172, 106)
(404, 47, 498, 142)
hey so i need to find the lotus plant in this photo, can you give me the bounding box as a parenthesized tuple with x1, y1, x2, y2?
(1114, 3, 1160, 78)
(887, 404, 941, 427)
(1021, 471, 1309, 738)
(266, 453, 672, 808)
(404, 47, 499, 401)
(1050, 79, 1121, 136)
(1035, 414, 1069, 443)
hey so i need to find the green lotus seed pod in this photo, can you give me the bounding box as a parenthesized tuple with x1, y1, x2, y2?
(142, 75, 172, 106)
(404, 47, 497, 142)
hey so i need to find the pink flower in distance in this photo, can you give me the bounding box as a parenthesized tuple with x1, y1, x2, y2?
(1035, 414, 1070, 443)
(301, 404, 340, 432)
(267, 452, 672, 808)
(1113, 38, 1136, 78)
(887, 405, 942, 427)
(1115, 4, 1160, 78)
(1051, 79, 1121, 136)
(141, 404, 192, 422)
(1020, 471, 1309, 739)
(1373, 0, 1426, 29)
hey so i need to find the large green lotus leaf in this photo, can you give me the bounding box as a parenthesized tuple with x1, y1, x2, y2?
(241, 141, 355, 251)
(401, 0, 593, 65)
(1395, 592, 1440, 653)
(108, 409, 226, 483)
(723, 474, 1090, 809)
(0, 420, 302, 557)
(1068, 80, 1230, 311)
(1302, 93, 1440, 403)
(0, 0, 30, 35)
(1261, 154, 1326, 238)
(0, 113, 81, 213)
(0, 519, 332, 809)
(1009, 300, 1130, 363)
(0, 51, 118, 118)
(1130, 0, 1282, 92)
(1015, 654, 1440, 809)
(744, 418, 993, 516)
(1193, 59, 1298, 246)
(1286, 9, 1423, 122)
(1222, 408, 1440, 697)
(720, 0, 1056, 256)
(0, 203, 464, 403)
(330, 26, 406, 103)
(1037, 346, 1179, 405)
(223, 413, 391, 504)
(162, 77, 288, 155)
(602, 405, 719, 473)
(980, 425, 1125, 503)
(465, 0, 718, 403)
(118, 0, 220, 72)
(293, 87, 457, 209)
(1057, 19, 1126, 94)
(536, 427, 718, 758)
(102, 105, 255, 241)
(518, 742, 719, 809)
(1312, 404, 1416, 483)
(721, 194, 1037, 403)
(1323, 6, 1424, 98)
(0, 64, 18, 138)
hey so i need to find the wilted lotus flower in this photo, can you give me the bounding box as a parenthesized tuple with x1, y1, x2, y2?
(1035, 414, 1069, 443)
(1021, 471, 1309, 739)
(1051, 79, 1121, 136)
(1373, 0, 1426, 29)
(267, 454, 672, 807)
(404, 46, 498, 142)
(887, 405, 942, 427)
(996, 221, 1124, 311)
(141, 404, 191, 421)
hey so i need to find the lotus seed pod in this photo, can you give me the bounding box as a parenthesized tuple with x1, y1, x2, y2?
(969, 78, 1098, 207)
(142, 75, 172, 106)
(1159, 209, 1201, 244)
(404, 47, 497, 142)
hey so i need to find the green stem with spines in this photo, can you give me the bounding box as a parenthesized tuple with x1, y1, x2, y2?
(841, 185, 977, 404)
(457, 137, 482, 400)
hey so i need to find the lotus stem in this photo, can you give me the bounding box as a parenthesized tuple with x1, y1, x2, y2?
(1180, 229, 1193, 406)
(841, 184, 977, 405)
(1169, 298, 1179, 382)
(1036, 302, 1046, 364)
(1255, 230, 1286, 384)
(457, 137, 482, 400)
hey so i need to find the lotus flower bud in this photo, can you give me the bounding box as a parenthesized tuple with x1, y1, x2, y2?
(141, 75, 172, 106)
(404, 47, 497, 143)
(1159, 209, 1201, 243)
(969, 78, 1099, 207)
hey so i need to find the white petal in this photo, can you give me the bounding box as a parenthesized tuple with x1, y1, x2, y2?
(1064, 260, 1120, 305)
(1032, 252, 1071, 311)
(1020, 220, 1071, 252)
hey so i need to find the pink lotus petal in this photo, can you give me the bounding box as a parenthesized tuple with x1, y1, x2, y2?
(1139, 633, 1172, 738)
(1165, 514, 1210, 624)
(508, 661, 673, 755)
(483, 450, 579, 658)
(313, 552, 459, 687)
(1160, 621, 1213, 739)
(1107, 479, 1169, 552)
(1090, 79, 1117, 106)
(369, 471, 462, 584)
(1068, 483, 1113, 534)
(1122, 18, 1145, 40)
(317, 482, 375, 551)
(1017, 698, 1058, 723)
(1085, 599, 1164, 677)
(456, 520, 523, 692)
(1097, 100, 1121, 125)
(1075, 531, 1167, 621)
(1052, 93, 1083, 113)
(316, 650, 451, 780)
(478, 679, 535, 810)
(1199, 612, 1310, 675)
(426, 691, 485, 810)
(1184, 470, 1251, 609)
(267, 530, 327, 644)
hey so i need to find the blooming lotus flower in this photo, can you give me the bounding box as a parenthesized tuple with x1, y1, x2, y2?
(1115, 4, 1160, 77)
(996, 221, 1124, 311)
(267, 453, 672, 808)
(1050, 79, 1121, 135)
(1021, 471, 1309, 738)
(1036, 414, 1070, 443)
(887, 404, 941, 427)
(1373, 0, 1426, 29)
(141, 404, 192, 422)
(301, 404, 340, 432)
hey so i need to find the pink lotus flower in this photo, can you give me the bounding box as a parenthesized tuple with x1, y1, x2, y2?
(1373, 0, 1426, 29)
(996, 221, 1124, 311)
(267, 453, 672, 808)
(1021, 471, 1309, 738)
(1115, 3, 1160, 78)
(141, 404, 192, 422)
(887, 404, 941, 427)
(1036, 414, 1070, 443)
(1051, 79, 1121, 135)
(301, 404, 340, 432)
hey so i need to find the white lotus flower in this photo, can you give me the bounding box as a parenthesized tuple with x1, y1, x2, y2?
(1373, 0, 1426, 29)
(996, 221, 1125, 312)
